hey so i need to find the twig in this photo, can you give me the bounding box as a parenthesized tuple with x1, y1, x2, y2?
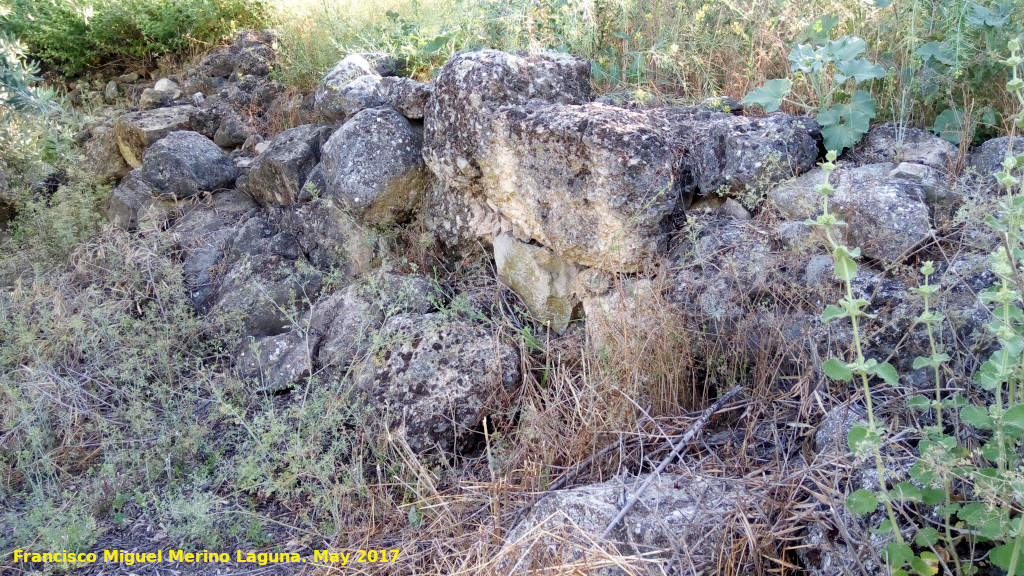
(599, 385, 743, 541)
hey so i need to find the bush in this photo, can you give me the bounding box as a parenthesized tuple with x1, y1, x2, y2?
(2, 0, 272, 75)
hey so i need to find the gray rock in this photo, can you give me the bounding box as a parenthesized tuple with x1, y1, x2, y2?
(104, 81, 118, 103)
(478, 103, 677, 272)
(423, 49, 591, 191)
(114, 105, 199, 168)
(313, 54, 383, 120)
(210, 253, 323, 337)
(106, 169, 177, 230)
(236, 331, 315, 393)
(213, 111, 251, 148)
(499, 472, 750, 575)
(352, 313, 520, 453)
(968, 136, 1020, 189)
(421, 177, 510, 257)
(494, 233, 578, 333)
(278, 198, 385, 277)
(140, 131, 238, 199)
(196, 48, 238, 78)
(117, 72, 140, 83)
(769, 163, 931, 263)
(321, 108, 429, 224)
(172, 190, 258, 311)
(82, 122, 131, 184)
(310, 285, 380, 372)
(378, 76, 432, 119)
(675, 112, 819, 196)
(232, 43, 274, 77)
(139, 88, 173, 110)
(857, 123, 958, 170)
(245, 124, 332, 206)
(153, 78, 182, 97)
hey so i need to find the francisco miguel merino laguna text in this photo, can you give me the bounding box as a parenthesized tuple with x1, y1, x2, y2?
(12, 549, 400, 566)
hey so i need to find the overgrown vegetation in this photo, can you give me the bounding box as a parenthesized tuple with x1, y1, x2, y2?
(1, 0, 271, 75)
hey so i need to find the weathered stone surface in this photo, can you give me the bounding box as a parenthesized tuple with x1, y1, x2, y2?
(139, 88, 173, 110)
(140, 131, 238, 199)
(378, 76, 432, 119)
(321, 108, 429, 224)
(352, 313, 520, 453)
(82, 122, 131, 184)
(310, 285, 380, 372)
(278, 198, 384, 277)
(423, 49, 591, 191)
(856, 123, 958, 170)
(104, 80, 118, 102)
(499, 472, 749, 575)
(313, 54, 382, 121)
(211, 253, 323, 337)
(769, 163, 931, 263)
(172, 190, 258, 311)
(213, 111, 250, 148)
(580, 276, 660, 353)
(479, 103, 677, 271)
(494, 233, 578, 333)
(968, 136, 1019, 190)
(106, 169, 176, 230)
(654, 107, 821, 197)
(421, 177, 511, 256)
(153, 78, 182, 97)
(236, 331, 314, 393)
(245, 123, 332, 206)
(113, 105, 199, 167)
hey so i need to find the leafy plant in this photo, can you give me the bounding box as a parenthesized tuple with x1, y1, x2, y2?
(743, 36, 886, 152)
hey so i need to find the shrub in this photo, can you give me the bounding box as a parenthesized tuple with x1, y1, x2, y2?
(2, 0, 272, 75)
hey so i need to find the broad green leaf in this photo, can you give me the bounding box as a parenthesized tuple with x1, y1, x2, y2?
(789, 44, 825, 74)
(741, 79, 792, 112)
(889, 482, 922, 502)
(832, 246, 858, 281)
(818, 91, 877, 152)
(797, 14, 840, 46)
(960, 405, 994, 430)
(915, 527, 941, 547)
(821, 305, 848, 322)
(1002, 403, 1024, 436)
(907, 395, 932, 410)
(884, 541, 914, 568)
(909, 459, 937, 484)
(869, 362, 899, 386)
(966, 2, 1010, 29)
(835, 57, 886, 84)
(827, 36, 868, 63)
(846, 489, 878, 515)
(870, 518, 895, 535)
(848, 424, 879, 454)
(408, 504, 422, 526)
(932, 109, 965, 145)
(990, 544, 1024, 573)
(916, 41, 955, 65)
(920, 488, 946, 505)
(910, 553, 940, 576)
(823, 358, 853, 381)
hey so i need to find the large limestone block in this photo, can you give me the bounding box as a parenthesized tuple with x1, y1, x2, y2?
(479, 103, 677, 272)
(113, 105, 199, 168)
(494, 233, 578, 333)
(313, 54, 382, 120)
(423, 49, 591, 191)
